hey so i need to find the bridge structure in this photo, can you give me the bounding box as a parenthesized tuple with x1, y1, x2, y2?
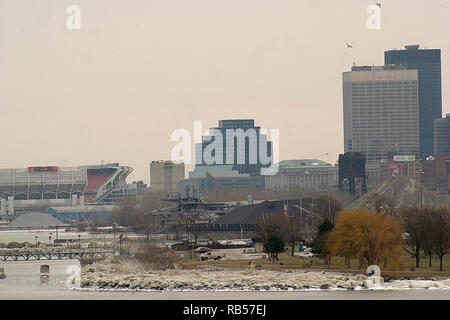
(0, 247, 114, 261)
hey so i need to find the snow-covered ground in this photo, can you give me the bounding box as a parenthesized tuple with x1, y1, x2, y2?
(80, 260, 450, 292)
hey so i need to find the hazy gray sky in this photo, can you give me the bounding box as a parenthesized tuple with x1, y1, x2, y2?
(1, 0, 449, 184)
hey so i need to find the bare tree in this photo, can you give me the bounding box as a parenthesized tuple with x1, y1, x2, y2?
(363, 193, 396, 217)
(314, 194, 343, 223)
(110, 196, 145, 230)
(286, 215, 302, 257)
(430, 207, 450, 271)
(399, 206, 427, 268)
(255, 213, 302, 257)
(255, 213, 288, 243)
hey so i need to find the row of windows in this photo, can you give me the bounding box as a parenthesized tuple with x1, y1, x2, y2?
(352, 122, 419, 125)
(351, 98, 418, 102)
(351, 111, 418, 115)
(266, 173, 332, 186)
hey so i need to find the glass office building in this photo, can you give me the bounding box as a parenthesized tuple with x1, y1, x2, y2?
(385, 45, 442, 157)
(434, 114, 450, 159)
(195, 119, 272, 176)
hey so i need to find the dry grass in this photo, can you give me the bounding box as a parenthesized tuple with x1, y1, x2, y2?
(175, 244, 450, 278)
(133, 244, 179, 270)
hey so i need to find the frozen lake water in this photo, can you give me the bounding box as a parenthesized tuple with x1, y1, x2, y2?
(1, 259, 450, 300)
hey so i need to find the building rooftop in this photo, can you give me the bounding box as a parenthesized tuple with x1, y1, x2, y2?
(189, 165, 250, 179)
(218, 119, 255, 129)
(351, 65, 406, 71)
(278, 159, 333, 169)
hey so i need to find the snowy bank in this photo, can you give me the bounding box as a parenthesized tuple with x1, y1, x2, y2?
(79, 260, 450, 292)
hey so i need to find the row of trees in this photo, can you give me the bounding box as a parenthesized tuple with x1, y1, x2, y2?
(111, 188, 449, 272)
(311, 205, 450, 272)
(400, 206, 450, 271)
(255, 213, 302, 261)
(109, 190, 164, 234)
(255, 194, 344, 262)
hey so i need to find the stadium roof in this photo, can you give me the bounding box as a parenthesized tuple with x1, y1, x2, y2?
(8, 212, 64, 228)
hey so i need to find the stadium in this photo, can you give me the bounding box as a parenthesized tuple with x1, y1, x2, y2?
(0, 163, 133, 222)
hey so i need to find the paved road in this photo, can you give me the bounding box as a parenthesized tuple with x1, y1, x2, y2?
(218, 248, 265, 260)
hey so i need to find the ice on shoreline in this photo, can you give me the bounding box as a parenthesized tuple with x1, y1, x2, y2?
(80, 260, 450, 292)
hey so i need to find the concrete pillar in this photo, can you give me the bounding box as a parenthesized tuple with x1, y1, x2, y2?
(40, 265, 49, 284)
(7, 196, 14, 215)
(40, 265, 50, 274)
(0, 199, 5, 215)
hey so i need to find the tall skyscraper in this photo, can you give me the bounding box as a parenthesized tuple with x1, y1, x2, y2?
(434, 114, 450, 159)
(195, 119, 272, 176)
(385, 45, 442, 157)
(343, 65, 420, 161)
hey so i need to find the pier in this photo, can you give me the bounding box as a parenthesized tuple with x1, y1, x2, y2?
(0, 248, 114, 261)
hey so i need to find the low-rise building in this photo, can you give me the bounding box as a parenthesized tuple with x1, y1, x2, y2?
(178, 165, 264, 198)
(264, 159, 338, 192)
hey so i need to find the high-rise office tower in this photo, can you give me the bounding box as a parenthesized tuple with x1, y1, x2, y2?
(434, 114, 450, 159)
(343, 65, 420, 161)
(385, 45, 442, 157)
(195, 119, 272, 176)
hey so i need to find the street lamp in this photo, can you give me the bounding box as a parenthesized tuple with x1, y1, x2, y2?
(187, 216, 192, 259)
(416, 170, 425, 212)
(119, 234, 124, 253)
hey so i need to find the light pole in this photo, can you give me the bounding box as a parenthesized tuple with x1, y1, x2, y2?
(187, 215, 192, 259)
(328, 191, 331, 221)
(416, 170, 424, 212)
(119, 234, 123, 253)
(300, 197, 303, 233)
(34, 236, 38, 253)
(416, 168, 429, 266)
(78, 234, 81, 249)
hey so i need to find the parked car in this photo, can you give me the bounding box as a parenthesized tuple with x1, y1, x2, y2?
(194, 247, 210, 254)
(200, 250, 225, 261)
(299, 251, 315, 258)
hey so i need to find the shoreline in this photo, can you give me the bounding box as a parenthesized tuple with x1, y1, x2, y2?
(80, 260, 450, 292)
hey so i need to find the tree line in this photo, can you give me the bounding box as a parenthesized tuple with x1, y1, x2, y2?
(311, 196, 450, 272)
(110, 189, 449, 272)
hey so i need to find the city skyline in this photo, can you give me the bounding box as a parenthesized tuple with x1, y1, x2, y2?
(1, 0, 449, 184)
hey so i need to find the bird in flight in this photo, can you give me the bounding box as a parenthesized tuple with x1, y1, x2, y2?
(346, 43, 353, 48)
